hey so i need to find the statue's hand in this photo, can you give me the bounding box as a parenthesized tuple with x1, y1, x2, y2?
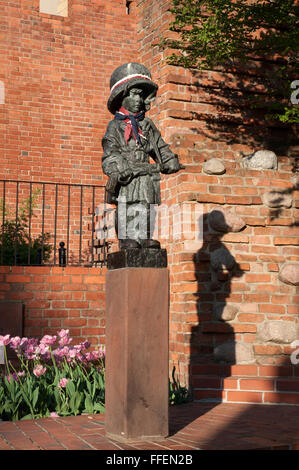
(162, 157, 184, 174)
(118, 169, 133, 184)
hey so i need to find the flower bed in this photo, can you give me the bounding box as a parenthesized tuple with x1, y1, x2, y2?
(0, 331, 190, 422)
(0, 330, 105, 421)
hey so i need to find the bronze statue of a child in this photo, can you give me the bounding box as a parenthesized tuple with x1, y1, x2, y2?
(102, 63, 182, 250)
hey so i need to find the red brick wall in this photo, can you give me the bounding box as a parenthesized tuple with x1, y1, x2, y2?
(0, 1, 134, 353)
(0, 266, 106, 347)
(0, 0, 138, 185)
(0, 0, 298, 406)
(136, 0, 299, 404)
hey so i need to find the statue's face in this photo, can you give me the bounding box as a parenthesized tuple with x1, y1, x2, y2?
(122, 87, 144, 114)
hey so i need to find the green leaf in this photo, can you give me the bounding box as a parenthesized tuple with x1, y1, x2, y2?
(20, 389, 32, 409)
(94, 402, 105, 413)
(84, 394, 93, 414)
(96, 373, 105, 390)
(86, 380, 92, 396)
(20, 414, 34, 420)
(69, 391, 82, 415)
(65, 380, 75, 397)
(32, 387, 39, 409)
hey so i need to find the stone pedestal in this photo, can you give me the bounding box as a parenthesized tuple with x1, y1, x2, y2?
(107, 248, 167, 270)
(105, 254, 169, 442)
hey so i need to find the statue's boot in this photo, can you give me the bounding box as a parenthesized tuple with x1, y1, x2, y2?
(140, 239, 161, 249)
(119, 239, 141, 250)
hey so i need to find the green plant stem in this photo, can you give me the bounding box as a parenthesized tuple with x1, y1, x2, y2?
(49, 347, 59, 380)
(63, 357, 73, 380)
(3, 345, 11, 377)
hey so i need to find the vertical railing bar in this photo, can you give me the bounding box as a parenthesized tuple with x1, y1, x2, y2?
(14, 181, 19, 266)
(1, 181, 6, 265)
(54, 184, 58, 266)
(28, 182, 32, 265)
(91, 186, 95, 265)
(79, 185, 83, 265)
(67, 185, 70, 265)
(41, 183, 45, 264)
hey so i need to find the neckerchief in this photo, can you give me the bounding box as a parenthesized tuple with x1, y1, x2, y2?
(114, 107, 146, 145)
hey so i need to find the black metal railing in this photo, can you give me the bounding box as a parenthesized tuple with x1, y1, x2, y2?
(0, 180, 110, 267)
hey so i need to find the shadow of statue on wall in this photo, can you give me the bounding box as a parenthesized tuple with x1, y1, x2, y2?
(188, 211, 245, 402)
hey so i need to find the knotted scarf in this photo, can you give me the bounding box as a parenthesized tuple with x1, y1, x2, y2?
(114, 107, 146, 145)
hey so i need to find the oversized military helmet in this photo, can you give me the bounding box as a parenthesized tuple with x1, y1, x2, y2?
(107, 62, 158, 114)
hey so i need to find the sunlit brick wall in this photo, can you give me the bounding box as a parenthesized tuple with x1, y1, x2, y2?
(0, 265, 106, 348)
(136, 0, 299, 404)
(1, 0, 298, 405)
(0, 0, 138, 185)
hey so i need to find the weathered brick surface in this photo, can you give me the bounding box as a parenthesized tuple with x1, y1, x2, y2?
(136, 0, 299, 403)
(0, 0, 137, 184)
(0, 0, 298, 405)
(1, 266, 106, 346)
(1, 402, 299, 450)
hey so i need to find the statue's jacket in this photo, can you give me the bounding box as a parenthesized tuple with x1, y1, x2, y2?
(102, 117, 179, 205)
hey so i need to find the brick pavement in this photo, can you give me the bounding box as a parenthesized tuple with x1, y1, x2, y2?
(0, 402, 299, 450)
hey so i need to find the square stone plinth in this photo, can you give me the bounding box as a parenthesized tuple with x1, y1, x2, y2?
(107, 248, 167, 270)
(105, 268, 169, 442)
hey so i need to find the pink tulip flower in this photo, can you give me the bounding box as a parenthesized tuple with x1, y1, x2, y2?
(40, 335, 57, 346)
(9, 336, 21, 350)
(33, 364, 47, 377)
(6, 373, 18, 382)
(0, 334, 11, 346)
(68, 348, 77, 359)
(58, 329, 69, 338)
(58, 378, 69, 388)
(58, 335, 72, 346)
